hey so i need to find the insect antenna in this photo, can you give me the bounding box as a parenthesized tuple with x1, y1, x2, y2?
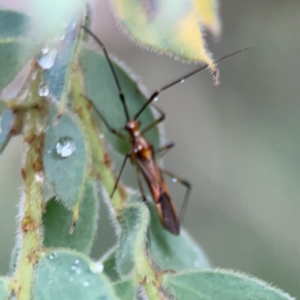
(134, 47, 252, 120)
(81, 25, 130, 122)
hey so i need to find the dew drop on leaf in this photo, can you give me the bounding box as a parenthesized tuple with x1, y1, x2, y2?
(38, 81, 50, 97)
(37, 47, 57, 69)
(82, 280, 90, 287)
(91, 261, 104, 273)
(48, 252, 57, 260)
(172, 178, 178, 182)
(55, 137, 76, 157)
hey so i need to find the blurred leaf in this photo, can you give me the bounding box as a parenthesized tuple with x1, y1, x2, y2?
(0, 11, 39, 92)
(113, 280, 135, 300)
(43, 16, 81, 113)
(116, 201, 149, 278)
(0, 278, 10, 300)
(43, 108, 88, 208)
(148, 203, 210, 270)
(79, 46, 160, 154)
(0, 109, 14, 154)
(101, 247, 120, 282)
(111, 0, 217, 71)
(32, 249, 118, 300)
(43, 181, 99, 254)
(164, 270, 294, 300)
(193, 0, 220, 36)
(28, 0, 84, 40)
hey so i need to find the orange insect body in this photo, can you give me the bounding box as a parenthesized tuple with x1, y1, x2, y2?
(126, 120, 180, 235)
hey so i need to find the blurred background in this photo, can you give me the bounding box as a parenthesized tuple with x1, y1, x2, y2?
(1, 0, 300, 298)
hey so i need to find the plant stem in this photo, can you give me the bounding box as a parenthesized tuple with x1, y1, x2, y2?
(13, 72, 46, 300)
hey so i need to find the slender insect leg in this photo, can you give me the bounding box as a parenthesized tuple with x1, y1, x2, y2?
(81, 26, 130, 121)
(141, 104, 165, 134)
(134, 48, 250, 121)
(80, 94, 126, 140)
(111, 153, 130, 198)
(136, 168, 147, 203)
(155, 142, 175, 157)
(161, 169, 192, 223)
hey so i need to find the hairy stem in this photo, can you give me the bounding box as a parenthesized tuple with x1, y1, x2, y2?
(13, 72, 46, 300)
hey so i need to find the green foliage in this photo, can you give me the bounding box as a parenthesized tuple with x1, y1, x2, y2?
(43, 108, 88, 208)
(32, 250, 118, 300)
(164, 270, 294, 300)
(0, 108, 14, 153)
(148, 203, 210, 270)
(0, 11, 38, 91)
(0, 278, 10, 300)
(0, 6, 294, 300)
(43, 181, 99, 254)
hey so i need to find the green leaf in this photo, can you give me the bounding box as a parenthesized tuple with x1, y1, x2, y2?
(43, 108, 88, 208)
(43, 17, 80, 107)
(0, 109, 14, 153)
(116, 201, 149, 278)
(111, 0, 217, 72)
(79, 46, 160, 154)
(0, 10, 29, 38)
(148, 203, 210, 270)
(43, 180, 99, 254)
(113, 280, 135, 300)
(163, 270, 295, 300)
(0, 278, 10, 300)
(32, 249, 119, 300)
(101, 247, 121, 282)
(0, 11, 39, 92)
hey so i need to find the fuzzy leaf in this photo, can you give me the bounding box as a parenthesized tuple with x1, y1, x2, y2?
(79, 46, 160, 154)
(43, 16, 81, 111)
(148, 203, 210, 270)
(193, 0, 220, 36)
(0, 11, 39, 92)
(0, 278, 10, 300)
(0, 108, 14, 153)
(116, 201, 149, 278)
(164, 270, 294, 300)
(43, 108, 88, 208)
(113, 280, 135, 300)
(32, 250, 118, 300)
(43, 180, 99, 254)
(101, 247, 121, 282)
(112, 0, 217, 71)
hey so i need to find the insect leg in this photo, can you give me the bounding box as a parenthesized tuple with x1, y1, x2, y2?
(111, 153, 130, 198)
(136, 168, 147, 203)
(160, 169, 192, 224)
(81, 94, 126, 140)
(155, 142, 175, 157)
(81, 26, 130, 122)
(134, 48, 250, 120)
(141, 104, 165, 134)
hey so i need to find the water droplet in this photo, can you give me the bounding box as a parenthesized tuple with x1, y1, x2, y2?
(71, 259, 82, 275)
(37, 48, 57, 69)
(180, 79, 185, 83)
(83, 280, 90, 287)
(99, 133, 104, 139)
(38, 81, 49, 97)
(55, 137, 76, 158)
(49, 252, 57, 260)
(172, 178, 178, 183)
(153, 96, 159, 102)
(34, 172, 44, 183)
(91, 262, 104, 273)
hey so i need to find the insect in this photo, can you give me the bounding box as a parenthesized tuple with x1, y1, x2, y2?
(81, 25, 248, 235)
